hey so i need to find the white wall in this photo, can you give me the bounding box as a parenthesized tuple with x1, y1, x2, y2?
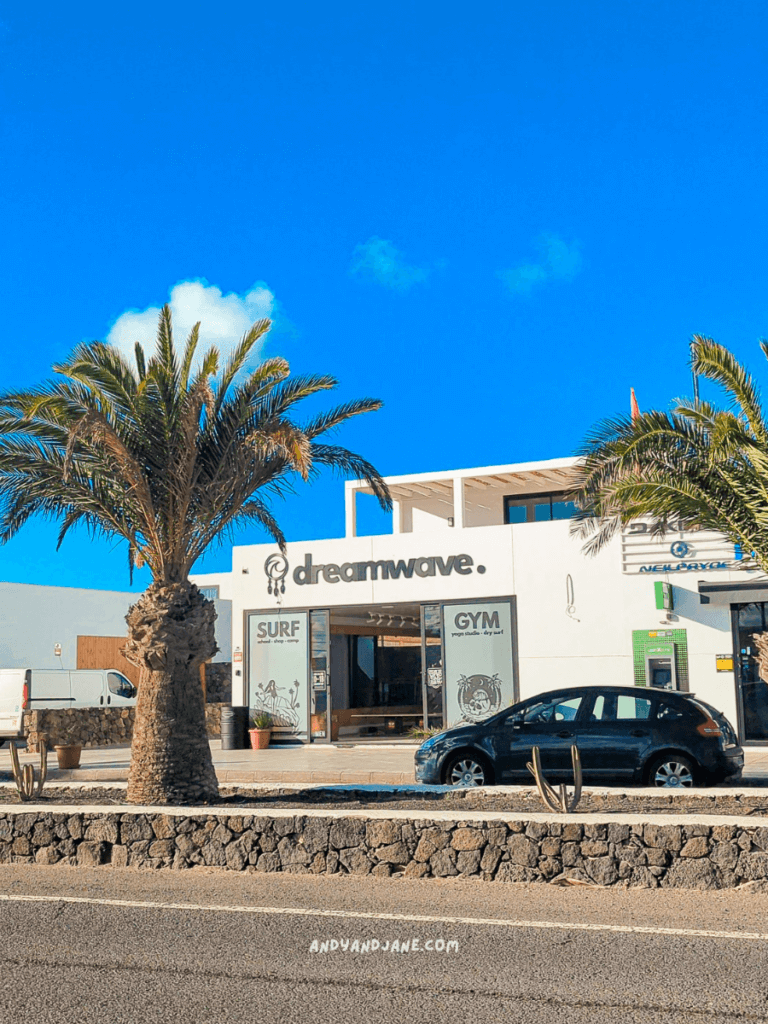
(188, 572, 233, 662)
(511, 520, 739, 725)
(208, 518, 752, 727)
(0, 582, 136, 672)
(222, 529, 515, 704)
(0, 581, 232, 673)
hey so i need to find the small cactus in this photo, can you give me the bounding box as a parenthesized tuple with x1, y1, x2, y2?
(526, 744, 582, 813)
(9, 740, 48, 802)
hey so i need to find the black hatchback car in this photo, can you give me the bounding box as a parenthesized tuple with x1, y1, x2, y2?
(414, 686, 744, 788)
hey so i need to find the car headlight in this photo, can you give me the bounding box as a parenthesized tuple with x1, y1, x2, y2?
(419, 735, 442, 753)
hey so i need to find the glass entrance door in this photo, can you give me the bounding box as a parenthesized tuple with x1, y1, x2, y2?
(310, 610, 331, 743)
(421, 605, 444, 729)
(734, 602, 768, 741)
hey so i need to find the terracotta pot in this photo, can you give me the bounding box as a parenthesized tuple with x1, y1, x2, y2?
(54, 744, 82, 769)
(249, 728, 271, 750)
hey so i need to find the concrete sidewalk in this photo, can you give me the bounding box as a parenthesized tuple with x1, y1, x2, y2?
(0, 739, 421, 785)
(2, 740, 768, 786)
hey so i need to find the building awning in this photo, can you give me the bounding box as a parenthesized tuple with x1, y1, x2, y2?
(697, 578, 768, 603)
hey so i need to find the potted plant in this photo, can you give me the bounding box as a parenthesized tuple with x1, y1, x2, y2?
(248, 711, 272, 750)
(53, 720, 82, 770)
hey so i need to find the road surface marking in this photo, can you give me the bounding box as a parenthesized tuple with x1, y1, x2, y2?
(1, 892, 768, 941)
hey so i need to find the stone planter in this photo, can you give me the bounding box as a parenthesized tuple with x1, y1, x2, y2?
(54, 744, 82, 769)
(248, 728, 271, 750)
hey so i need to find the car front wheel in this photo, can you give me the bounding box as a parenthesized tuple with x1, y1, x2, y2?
(646, 754, 697, 788)
(444, 752, 491, 787)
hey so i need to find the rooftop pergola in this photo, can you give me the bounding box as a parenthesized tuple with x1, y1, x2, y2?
(345, 457, 584, 536)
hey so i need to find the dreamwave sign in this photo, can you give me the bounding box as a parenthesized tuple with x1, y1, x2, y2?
(263, 551, 486, 593)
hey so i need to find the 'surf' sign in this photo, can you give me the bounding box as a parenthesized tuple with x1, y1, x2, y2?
(254, 620, 302, 638)
(292, 553, 486, 585)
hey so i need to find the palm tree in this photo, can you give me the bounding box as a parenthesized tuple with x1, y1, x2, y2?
(0, 307, 390, 803)
(574, 333, 768, 674)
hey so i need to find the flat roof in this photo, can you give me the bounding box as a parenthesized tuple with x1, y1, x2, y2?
(349, 456, 583, 499)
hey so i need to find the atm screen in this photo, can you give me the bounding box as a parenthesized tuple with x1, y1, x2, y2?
(651, 668, 672, 688)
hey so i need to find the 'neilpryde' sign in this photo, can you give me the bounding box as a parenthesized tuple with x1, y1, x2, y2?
(263, 552, 486, 592)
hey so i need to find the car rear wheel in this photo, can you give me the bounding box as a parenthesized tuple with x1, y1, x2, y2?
(444, 752, 491, 787)
(646, 754, 697, 788)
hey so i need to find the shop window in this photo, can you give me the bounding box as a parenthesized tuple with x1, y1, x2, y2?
(349, 635, 421, 709)
(504, 492, 577, 524)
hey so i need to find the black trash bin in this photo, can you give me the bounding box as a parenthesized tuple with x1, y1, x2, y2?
(220, 705, 249, 750)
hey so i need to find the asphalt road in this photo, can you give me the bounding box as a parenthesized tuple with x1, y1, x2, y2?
(2, 867, 768, 1023)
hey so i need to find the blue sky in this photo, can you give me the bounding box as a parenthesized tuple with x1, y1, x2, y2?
(1, 0, 768, 590)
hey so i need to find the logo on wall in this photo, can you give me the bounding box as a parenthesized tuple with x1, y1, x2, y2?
(670, 541, 690, 558)
(456, 673, 503, 722)
(264, 553, 289, 595)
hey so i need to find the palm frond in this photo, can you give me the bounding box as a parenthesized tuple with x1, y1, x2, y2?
(576, 340, 768, 572)
(0, 306, 387, 584)
(692, 335, 768, 442)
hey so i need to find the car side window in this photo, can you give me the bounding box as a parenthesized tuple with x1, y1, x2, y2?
(656, 700, 686, 720)
(523, 696, 582, 724)
(616, 695, 652, 720)
(589, 694, 616, 721)
(590, 694, 655, 721)
(108, 672, 136, 699)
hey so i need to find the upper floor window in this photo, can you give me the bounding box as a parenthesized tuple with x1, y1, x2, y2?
(199, 586, 219, 601)
(503, 491, 577, 524)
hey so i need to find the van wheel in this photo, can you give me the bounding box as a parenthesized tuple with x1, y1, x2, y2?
(645, 754, 697, 788)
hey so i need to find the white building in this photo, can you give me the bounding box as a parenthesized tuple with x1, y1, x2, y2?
(0, 582, 232, 682)
(193, 456, 768, 746)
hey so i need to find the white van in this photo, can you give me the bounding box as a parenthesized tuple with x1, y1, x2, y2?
(0, 668, 137, 740)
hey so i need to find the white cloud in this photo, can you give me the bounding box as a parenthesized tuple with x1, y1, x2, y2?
(350, 237, 429, 292)
(106, 279, 277, 369)
(499, 233, 583, 295)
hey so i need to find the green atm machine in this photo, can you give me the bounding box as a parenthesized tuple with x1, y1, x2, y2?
(645, 642, 677, 690)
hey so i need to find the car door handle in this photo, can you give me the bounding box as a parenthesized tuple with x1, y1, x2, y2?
(557, 730, 573, 738)
(631, 729, 648, 737)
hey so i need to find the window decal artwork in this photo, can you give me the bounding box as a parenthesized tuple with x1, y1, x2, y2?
(443, 601, 514, 725)
(247, 611, 309, 736)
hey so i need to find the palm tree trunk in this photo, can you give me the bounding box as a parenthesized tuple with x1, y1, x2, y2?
(123, 581, 219, 804)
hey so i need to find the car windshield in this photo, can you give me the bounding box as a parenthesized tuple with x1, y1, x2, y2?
(521, 695, 583, 724)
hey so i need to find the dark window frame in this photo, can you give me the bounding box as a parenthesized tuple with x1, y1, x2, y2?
(503, 490, 577, 524)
